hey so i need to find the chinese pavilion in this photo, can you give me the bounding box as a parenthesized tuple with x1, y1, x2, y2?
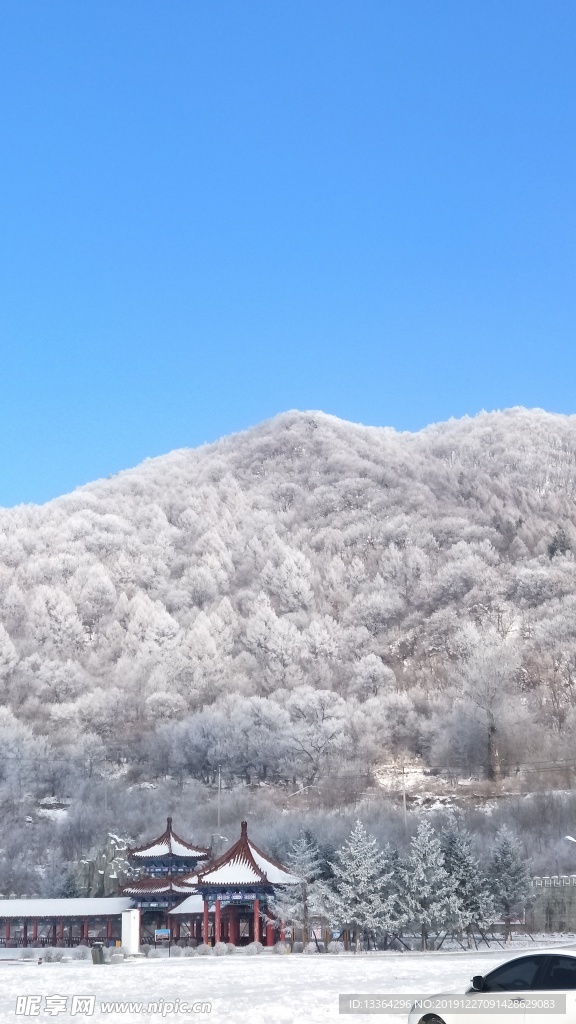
(172, 820, 299, 946)
(120, 817, 210, 940)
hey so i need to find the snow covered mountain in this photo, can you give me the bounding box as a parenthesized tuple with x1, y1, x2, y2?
(2, 407, 576, 787)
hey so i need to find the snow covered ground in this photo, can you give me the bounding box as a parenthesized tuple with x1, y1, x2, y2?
(1, 944, 574, 1024)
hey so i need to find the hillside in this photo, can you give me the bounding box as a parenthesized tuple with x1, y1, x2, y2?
(2, 407, 576, 801)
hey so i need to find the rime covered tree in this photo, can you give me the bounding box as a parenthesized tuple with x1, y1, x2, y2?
(270, 832, 328, 940)
(399, 820, 459, 950)
(441, 819, 495, 943)
(327, 820, 398, 949)
(489, 826, 531, 941)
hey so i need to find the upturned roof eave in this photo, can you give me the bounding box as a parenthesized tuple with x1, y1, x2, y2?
(127, 817, 211, 860)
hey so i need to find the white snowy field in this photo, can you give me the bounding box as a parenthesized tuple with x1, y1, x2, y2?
(1, 945, 575, 1024)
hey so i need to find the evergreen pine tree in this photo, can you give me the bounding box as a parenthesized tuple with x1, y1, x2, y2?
(399, 819, 459, 950)
(271, 832, 328, 942)
(489, 825, 531, 941)
(441, 818, 495, 945)
(326, 820, 398, 950)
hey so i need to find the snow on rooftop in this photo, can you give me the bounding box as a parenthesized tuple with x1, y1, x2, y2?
(0, 898, 133, 918)
(130, 818, 210, 860)
(200, 861, 263, 885)
(249, 845, 300, 885)
(169, 894, 206, 915)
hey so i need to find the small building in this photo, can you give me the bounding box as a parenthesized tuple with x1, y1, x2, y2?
(171, 820, 299, 946)
(119, 817, 210, 942)
(0, 897, 132, 947)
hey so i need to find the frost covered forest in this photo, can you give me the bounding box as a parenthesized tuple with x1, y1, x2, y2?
(3, 406, 576, 893)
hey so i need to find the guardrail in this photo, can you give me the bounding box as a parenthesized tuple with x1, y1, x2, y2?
(531, 876, 576, 887)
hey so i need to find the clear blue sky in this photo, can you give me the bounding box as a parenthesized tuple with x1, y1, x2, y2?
(1, 1, 575, 506)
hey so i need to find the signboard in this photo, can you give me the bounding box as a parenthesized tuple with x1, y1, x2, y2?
(212, 891, 257, 903)
(154, 928, 171, 941)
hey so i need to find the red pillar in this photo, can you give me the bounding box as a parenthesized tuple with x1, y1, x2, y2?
(32, 920, 38, 942)
(23, 923, 28, 948)
(253, 899, 260, 944)
(266, 918, 274, 946)
(228, 907, 236, 946)
(214, 900, 221, 944)
(83, 918, 89, 943)
(280, 921, 285, 941)
(202, 900, 209, 945)
(5, 920, 10, 943)
(58, 918, 64, 942)
(106, 917, 112, 942)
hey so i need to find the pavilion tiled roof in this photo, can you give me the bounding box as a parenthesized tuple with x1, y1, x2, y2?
(128, 818, 211, 861)
(120, 876, 196, 897)
(193, 821, 300, 888)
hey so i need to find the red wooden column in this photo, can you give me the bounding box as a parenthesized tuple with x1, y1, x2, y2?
(83, 918, 89, 943)
(106, 917, 112, 942)
(58, 918, 64, 942)
(266, 918, 274, 946)
(5, 919, 10, 943)
(23, 922, 28, 947)
(253, 899, 260, 944)
(214, 900, 221, 944)
(228, 907, 236, 946)
(32, 920, 38, 942)
(202, 900, 209, 945)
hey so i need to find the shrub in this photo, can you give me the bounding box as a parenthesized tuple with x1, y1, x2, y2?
(76, 945, 90, 960)
(182, 946, 197, 957)
(53, 950, 64, 962)
(304, 941, 318, 954)
(21, 949, 35, 960)
(273, 942, 290, 954)
(42, 948, 54, 962)
(245, 942, 261, 955)
(328, 940, 345, 955)
(139, 945, 151, 958)
(169, 945, 182, 957)
(226, 943, 236, 954)
(148, 948, 162, 959)
(196, 943, 213, 956)
(213, 942, 228, 956)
